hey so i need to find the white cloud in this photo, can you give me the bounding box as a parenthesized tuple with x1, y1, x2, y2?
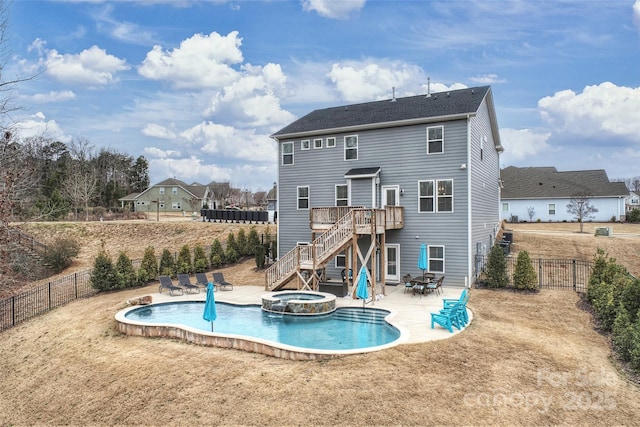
(13, 112, 71, 143)
(142, 123, 177, 139)
(327, 62, 421, 102)
(143, 147, 181, 158)
(470, 74, 506, 84)
(138, 31, 243, 89)
(150, 156, 233, 184)
(42, 45, 129, 86)
(22, 90, 76, 104)
(538, 82, 640, 141)
(302, 0, 365, 19)
(633, 0, 640, 30)
(499, 128, 552, 164)
(180, 121, 277, 163)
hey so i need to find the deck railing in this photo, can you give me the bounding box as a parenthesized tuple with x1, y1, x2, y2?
(310, 206, 403, 231)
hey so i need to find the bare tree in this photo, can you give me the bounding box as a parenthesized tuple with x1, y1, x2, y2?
(62, 138, 98, 221)
(566, 194, 598, 233)
(527, 206, 535, 222)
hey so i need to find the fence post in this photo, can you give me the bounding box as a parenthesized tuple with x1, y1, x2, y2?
(572, 260, 577, 292)
(538, 259, 543, 289)
(12, 296, 15, 328)
(75, 273, 78, 299)
(48, 282, 52, 310)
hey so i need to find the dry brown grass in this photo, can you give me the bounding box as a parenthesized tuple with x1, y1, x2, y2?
(1, 220, 640, 425)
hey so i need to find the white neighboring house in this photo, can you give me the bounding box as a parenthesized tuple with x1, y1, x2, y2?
(626, 191, 640, 215)
(500, 167, 629, 222)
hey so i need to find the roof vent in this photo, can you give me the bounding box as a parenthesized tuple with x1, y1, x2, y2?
(391, 86, 396, 102)
(426, 77, 431, 98)
(447, 92, 450, 97)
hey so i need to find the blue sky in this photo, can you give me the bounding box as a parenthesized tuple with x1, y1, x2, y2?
(6, 0, 640, 191)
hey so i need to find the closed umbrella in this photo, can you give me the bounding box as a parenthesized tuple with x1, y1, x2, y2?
(202, 282, 217, 331)
(355, 266, 369, 310)
(418, 243, 428, 280)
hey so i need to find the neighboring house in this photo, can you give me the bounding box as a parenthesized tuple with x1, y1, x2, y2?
(267, 86, 503, 291)
(500, 167, 629, 223)
(120, 178, 213, 215)
(626, 191, 640, 214)
(266, 183, 278, 223)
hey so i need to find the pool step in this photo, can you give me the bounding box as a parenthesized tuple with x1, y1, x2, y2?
(333, 308, 388, 325)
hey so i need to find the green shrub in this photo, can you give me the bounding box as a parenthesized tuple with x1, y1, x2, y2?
(630, 319, 640, 372)
(627, 208, 640, 223)
(193, 245, 208, 273)
(236, 228, 248, 256)
(613, 304, 634, 361)
(513, 250, 537, 291)
(44, 237, 80, 274)
(114, 252, 136, 289)
(138, 246, 158, 283)
(210, 239, 226, 268)
(486, 243, 509, 289)
(247, 226, 261, 256)
(270, 240, 277, 261)
(255, 244, 266, 269)
(176, 245, 193, 274)
(159, 249, 176, 277)
(226, 232, 239, 256)
(621, 279, 640, 324)
(225, 247, 239, 264)
(90, 251, 117, 291)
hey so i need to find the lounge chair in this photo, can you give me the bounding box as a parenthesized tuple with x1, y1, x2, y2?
(158, 275, 184, 296)
(212, 272, 234, 290)
(177, 273, 200, 294)
(195, 272, 216, 290)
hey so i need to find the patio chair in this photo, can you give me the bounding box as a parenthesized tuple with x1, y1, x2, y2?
(431, 302, 464, 333)
(442, 288, 469, 324)
(158, 275, 184, 296)
(402, 274, 414, 294)
(195, 272, 216, 290)
(212, 272, 234, 291)
(426, 275, 444, 296)
(177, 273, 200, 294)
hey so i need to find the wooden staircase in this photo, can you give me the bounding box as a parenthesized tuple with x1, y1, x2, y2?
(265, 207, 404, 292)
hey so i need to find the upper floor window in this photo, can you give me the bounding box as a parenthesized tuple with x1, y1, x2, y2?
(282, 142, 294, 165)
(335, 184, 348, 206)
(297, 186, 309, 210)
(344, 135, 358, 160)
(418, 179, 453, 212)
(427, 126, 444, 154)
(314, 138, 323, 149)
(428, 246, 445, 273)
(548, 203, 556, 215)
(502, 202, 509, 212)
(326, 137, 336, 148)
(301, 140, 310, 150)
(172, 187, 178, 194)
(159, 187, 165, 194)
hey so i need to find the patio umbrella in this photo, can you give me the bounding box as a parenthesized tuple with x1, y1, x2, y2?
(355, 266, 369, 310)
(202, 282, 217, 331)
(418, 243, 428, 280)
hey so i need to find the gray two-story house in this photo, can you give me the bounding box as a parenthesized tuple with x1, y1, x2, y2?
(266, 86, 503, 293)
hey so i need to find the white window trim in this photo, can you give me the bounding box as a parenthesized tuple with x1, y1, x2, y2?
(282, 141, 294, 165)
(437, 179, 454, 213)
(297, 186, 310, 210)
(344, 135, 358, 161)
(502, 202, 509, 212)
(426, 125, 444, 155)
(418, 180, 435, 213)
(335, 184, 349, 206)
(428, 245, 445, 273)
(548, 203, 556, 215)
(172, 187, 178, 194)
(314, 138, 323, 149)
(301, 140, 310, 150)
(159, 187, 165, 194)
(326, 137, 336, 148)
(418, 179, 453, 213)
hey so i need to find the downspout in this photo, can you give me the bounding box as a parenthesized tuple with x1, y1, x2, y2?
(466, 114, 472, 287)
(273, 136, 280, 261)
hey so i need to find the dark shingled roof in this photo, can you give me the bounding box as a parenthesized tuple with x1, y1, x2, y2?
(272, 86, 491, 138)
(345, 167, 381, 177)
(501, 166, 629, 199)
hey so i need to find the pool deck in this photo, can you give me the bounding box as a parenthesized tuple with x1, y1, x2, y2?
(148, 282, 472, 346)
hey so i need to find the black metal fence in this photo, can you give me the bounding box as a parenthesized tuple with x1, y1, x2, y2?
(475, 255, 593, 292)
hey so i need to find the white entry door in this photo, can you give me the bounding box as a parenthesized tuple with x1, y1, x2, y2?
(382, 185, 400, 207)
(385, 244, 400, 283)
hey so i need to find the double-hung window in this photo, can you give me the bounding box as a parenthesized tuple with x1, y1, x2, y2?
(437, 180, 453, 212)
(344, 135, 358, 160)
(335, 184, 348, 206)
(428, 246, 445, 273)
(159, 187, 165, 195)
(427, 126, 444, 154)
(172, 187, 178, 195)
(419, 179, 453, 212)
(172, 202, 181, 210)
(548, 204, 556, 215)
(297, 186, 309, 209)
(282, 142, 294, 165)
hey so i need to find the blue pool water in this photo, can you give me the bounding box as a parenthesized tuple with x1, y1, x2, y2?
(125, 301, 401, 351)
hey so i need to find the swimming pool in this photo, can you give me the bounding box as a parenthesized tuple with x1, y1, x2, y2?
(118, 301, 401, 359)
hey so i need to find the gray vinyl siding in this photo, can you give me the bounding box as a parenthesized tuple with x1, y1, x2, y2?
(277, 93, 499, 288)
(469, 97, 501, 280)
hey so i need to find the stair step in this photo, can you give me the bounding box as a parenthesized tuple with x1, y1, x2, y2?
(332, 307, 388, 324)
